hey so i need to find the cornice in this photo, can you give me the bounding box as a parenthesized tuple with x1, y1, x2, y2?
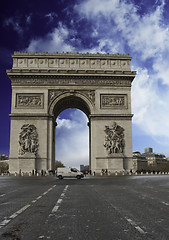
(12, 51, 132, 59)
(8, 75, 134, 87)
(89, 114, 133, 120)
(9, 51, 136, 73)
(7, 69, 136, 74)
(9, 113, 53, 120)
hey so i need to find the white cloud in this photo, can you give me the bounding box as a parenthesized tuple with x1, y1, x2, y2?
(26, 15, 32, 24)
(75, 0, 169, 150)
(76, 0, 169, 60)
(45, 12, 58, 23)
(132, 67, 169, 138)
(23, 0, 169, 154)
(55, 110, 89, 168)
(26, 22, 74, 52)
(4, 17, 23, 35)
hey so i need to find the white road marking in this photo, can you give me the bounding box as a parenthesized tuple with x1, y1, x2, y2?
(0, 219, 11, 226)
(125, 217, 146, 234)
(0, 194, 6, 197)
(37, 196, 42, 200)
(162, 201, 169, 206)
(9, 204, 31, 219)
(0, 185, 56, 229)
(50, 185, 69, 215)
(105, 198, 147, 235)
(42, 191, 48, 196)
(51, 205, 59, 213)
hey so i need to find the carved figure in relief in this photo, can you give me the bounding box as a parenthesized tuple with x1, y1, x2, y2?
(104, 122, 125, 154)
(102, 96, 124, 107)
(18, 96, 42, 107)
(18, 124, 38, 155)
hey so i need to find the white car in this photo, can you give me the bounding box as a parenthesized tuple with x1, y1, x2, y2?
(57, 167, 84, 179)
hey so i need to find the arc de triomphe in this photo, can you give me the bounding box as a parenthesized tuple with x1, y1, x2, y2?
(7, 52, 136, 174)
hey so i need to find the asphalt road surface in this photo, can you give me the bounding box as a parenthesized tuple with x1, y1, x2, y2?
(0, 175, 169, 240)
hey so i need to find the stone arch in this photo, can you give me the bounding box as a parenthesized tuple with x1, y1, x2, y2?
(48, 91, 94, 119)
(7, 52, 136, 174)
(49, 91, 93, 171)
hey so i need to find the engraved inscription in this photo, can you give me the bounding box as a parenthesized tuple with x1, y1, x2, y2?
(16, 94, 44, 108)
(101, 94, 127, 109)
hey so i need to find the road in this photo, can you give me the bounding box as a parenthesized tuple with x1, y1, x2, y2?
(0, 175, 169, 240)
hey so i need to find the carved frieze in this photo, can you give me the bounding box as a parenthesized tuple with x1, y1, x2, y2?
(101, 94, 127, 109)
(48, 90, 63, 103)
(12, 52, 131, 71)
(11, 78, 132, 87)
(18, 124, 38, 156)
(104, 122, 125, 154)
(16, 93, 44, 108)
(83, 90, 95, 103)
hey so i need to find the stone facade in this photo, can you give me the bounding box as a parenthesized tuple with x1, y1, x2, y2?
(7, 52, 136, 174)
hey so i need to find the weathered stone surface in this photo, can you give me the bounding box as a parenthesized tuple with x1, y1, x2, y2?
(7, 52, 136, 174)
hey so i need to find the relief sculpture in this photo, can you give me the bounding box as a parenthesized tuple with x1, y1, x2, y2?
(18, 124, 38, 156)
(104, 122, 125, 154)
(101, 94, 127, 108)
(16, 94, 43, 108)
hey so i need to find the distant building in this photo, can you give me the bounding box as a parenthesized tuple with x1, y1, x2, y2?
(80, 165, 89, 172)
(80, 165, 85, 171)
(133, 151, 147, 171)
(133, 148, 168, 171)
(142, 148, 167, 166)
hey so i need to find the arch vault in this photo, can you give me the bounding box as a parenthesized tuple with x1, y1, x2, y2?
(7, 52, 136, 174)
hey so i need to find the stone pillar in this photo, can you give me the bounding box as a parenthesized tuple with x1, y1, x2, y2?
(18, 152, 36, 173)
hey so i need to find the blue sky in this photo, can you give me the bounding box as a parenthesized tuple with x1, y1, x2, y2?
(1, 0, 169, 166)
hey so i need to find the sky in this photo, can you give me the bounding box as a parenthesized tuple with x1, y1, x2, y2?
(1, 0, 169, 167)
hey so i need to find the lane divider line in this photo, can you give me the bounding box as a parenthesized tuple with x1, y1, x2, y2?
(50, 185, 69, 216)
(91, 186, 146, 236)
(125, 217, 146, 234)
(0, 184, 56, 229)
(162, 201, 169, 206)
(0, 194, 6, 198)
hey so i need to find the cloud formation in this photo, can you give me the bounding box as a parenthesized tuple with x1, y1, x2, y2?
(75, 0, 169, 154)
(26, 22, 75, 52)
(55, 110, 89, 168)
(4, 17, 23, 35)
(23, 0, 169, 155)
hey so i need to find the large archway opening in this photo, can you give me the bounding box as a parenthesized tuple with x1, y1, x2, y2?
(51, 94, 92, 171)
(55, 108, 89, 169)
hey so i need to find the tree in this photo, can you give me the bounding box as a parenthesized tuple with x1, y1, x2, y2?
(55, 160, 65, 170)
(0, 162, 9, 173)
